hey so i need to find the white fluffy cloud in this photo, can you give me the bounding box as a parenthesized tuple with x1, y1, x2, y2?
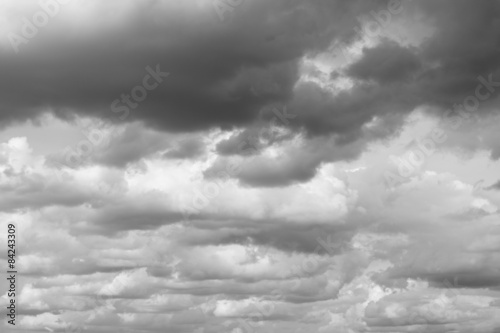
(0, 109, 499, 332)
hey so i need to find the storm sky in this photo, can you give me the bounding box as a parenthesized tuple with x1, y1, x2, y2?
(1, 0, 500, 332)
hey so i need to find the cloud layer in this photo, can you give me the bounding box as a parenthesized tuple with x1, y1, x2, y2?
(1, 0, 500, 332)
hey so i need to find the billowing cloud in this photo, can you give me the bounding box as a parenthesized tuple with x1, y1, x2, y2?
(1, 1, 500, 332)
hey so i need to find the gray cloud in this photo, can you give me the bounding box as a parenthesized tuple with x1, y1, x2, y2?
(3, 2, 500, 332)
(0, 169, 94, 211)
(163, 137, 205, 160)
(2, 1, 500, 192)
(0, 0, 378, 134)
(346, 39, 421, 83)
(91, 123, 171, 168)
(487, 180, 500, 190)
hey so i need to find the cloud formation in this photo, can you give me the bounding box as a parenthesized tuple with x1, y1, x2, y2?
(1, 0, 500, 332)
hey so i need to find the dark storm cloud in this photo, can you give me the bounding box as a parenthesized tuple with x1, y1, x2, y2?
(92, 123, 171, 168)
(411, 0, 500, 108)
(296, 0, 500, 137)
(2, 0, 500, 189)
(254, 0, 500, 142)
(285, 81, 414, 137)
(215, 130, 261, 156)
(0, 0, 379, 132)
(227, 0, 500, 186)
(345, 39, 421, 83)
(304, 0, 500, 135)
(206, 111, 405, 187)
(2, 0, 500, 139)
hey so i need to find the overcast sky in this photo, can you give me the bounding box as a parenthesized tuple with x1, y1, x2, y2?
(1, 0, 500, 332)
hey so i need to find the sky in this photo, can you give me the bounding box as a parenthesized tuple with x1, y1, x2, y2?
(1, 0, 500, 332)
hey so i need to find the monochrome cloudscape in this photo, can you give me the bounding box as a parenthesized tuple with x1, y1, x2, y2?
(1, 0, 500, 332)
